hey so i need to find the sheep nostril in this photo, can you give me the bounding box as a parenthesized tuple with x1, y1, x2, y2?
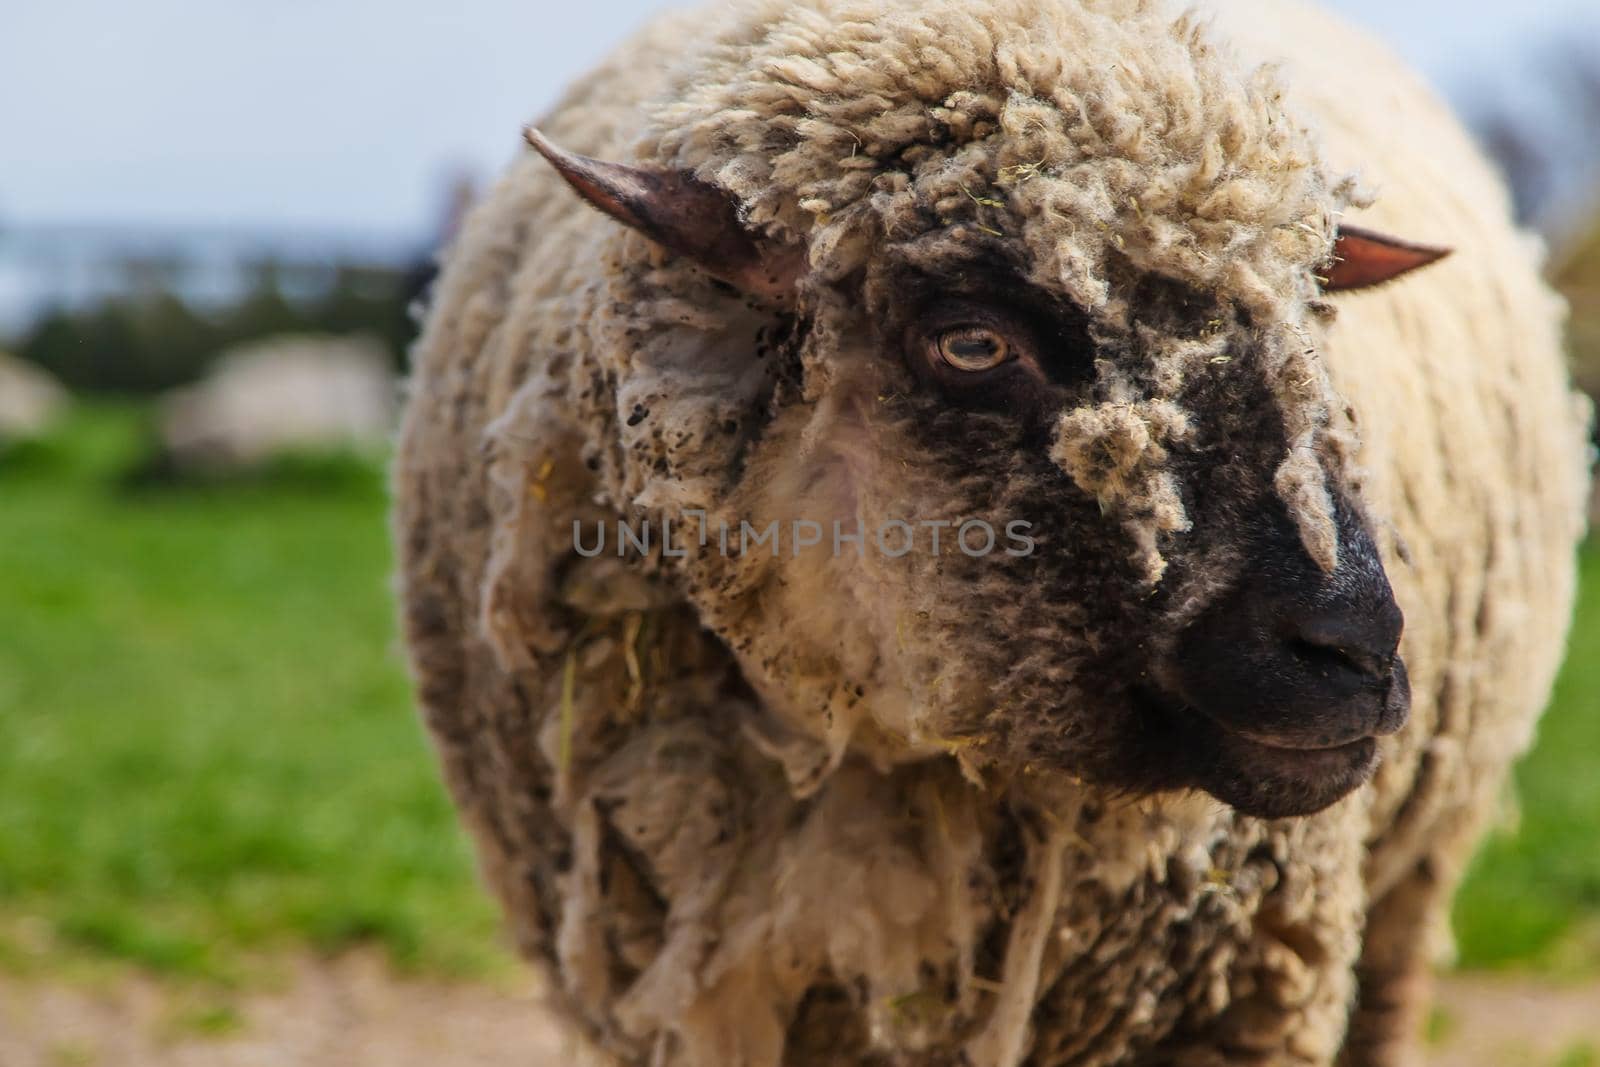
(1287, 618, 1394, 681)
(1288, 637, 1371, 678)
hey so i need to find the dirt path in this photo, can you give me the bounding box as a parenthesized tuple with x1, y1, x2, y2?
(0, 954, 587, 1067)
(1426, 974, 1600, 1067)
(2, 957, 1596, 1066)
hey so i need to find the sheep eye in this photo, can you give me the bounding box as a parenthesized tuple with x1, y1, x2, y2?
(934, 326, 1012, 372)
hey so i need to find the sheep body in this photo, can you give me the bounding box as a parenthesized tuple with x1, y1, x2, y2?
(161, 334, 395, 471)
(394, 1, 1592, 1064)
(0, 352, 69, 439)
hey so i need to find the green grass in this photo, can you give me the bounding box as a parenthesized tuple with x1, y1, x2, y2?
(1552, 1044, 1600, 1067)
(0, 404, 1595, 985)
(1453, 541, 1600, 972)
(0, 406, 501, 983)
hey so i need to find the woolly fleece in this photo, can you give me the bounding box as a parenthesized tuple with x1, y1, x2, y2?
(393, 0, 1592, 1064)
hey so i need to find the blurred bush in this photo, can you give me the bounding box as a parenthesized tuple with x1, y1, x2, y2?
(1556, 218, 1600, 407)
(8, 259, 424, 395)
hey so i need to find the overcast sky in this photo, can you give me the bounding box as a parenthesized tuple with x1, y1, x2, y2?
(1, 0, 1595, 239)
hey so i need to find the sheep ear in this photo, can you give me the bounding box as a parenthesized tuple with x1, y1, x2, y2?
(1322, 225, 1451, 292)
(524, 127, 803, 303)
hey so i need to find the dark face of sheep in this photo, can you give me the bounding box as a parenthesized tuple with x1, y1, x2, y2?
(859, 247, 1419, 819)
(530, 132, 1445, 820)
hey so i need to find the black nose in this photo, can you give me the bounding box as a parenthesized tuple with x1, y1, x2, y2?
(1171, 500, 1411, 751)
(1288, 611, 1396, 684)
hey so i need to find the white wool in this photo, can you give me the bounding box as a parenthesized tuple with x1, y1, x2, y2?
(392, 1, 1592, 1064)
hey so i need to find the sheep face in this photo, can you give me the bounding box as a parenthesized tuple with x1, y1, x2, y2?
(858, 242, 1417, 818)
(529, 0, 1445, 817)
(681, 236, 1416, 820)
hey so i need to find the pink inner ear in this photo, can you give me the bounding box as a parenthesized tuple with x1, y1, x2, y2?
(1324, 225, 1451, 292)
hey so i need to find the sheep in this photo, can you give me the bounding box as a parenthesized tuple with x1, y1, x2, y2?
(392, 0, 1593, 1064)
(159, 333, 396, 473)
(0, 351, 69, 440)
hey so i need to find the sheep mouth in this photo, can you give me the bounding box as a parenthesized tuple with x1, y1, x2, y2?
(1132, 686, 1380, 819)
(1204, 728, 1379, 817)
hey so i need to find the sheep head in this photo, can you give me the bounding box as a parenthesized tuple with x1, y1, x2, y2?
(529, 0, 1451, 819)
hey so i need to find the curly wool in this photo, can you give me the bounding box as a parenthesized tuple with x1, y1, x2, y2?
(1052, 399, 1193, 580)
(393, 1, 1592, 1065)
(656, 0, 1338, 297)
(646, 0, 1358, 571)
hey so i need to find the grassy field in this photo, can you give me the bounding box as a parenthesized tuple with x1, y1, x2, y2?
(0, 405, 1594, 985)
(0, 407, 499, 984)
(1453, 540, 1600, 971)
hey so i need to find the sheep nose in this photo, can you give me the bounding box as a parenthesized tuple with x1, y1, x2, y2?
(1282, 603, 1411, 738)
(1168, 496, 1411, 751)
(1287, 611, 1398, 684)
